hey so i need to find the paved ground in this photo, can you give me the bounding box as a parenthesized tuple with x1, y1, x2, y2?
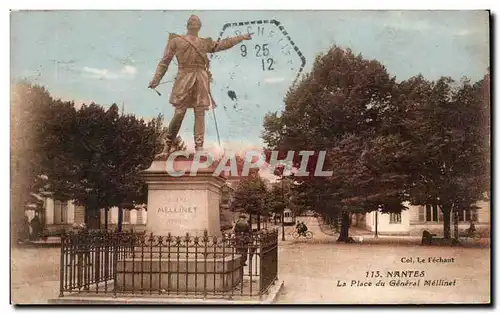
(11, 247, 61, 304)
(11, 216, 491, 304)
(275, 216, 490, 304)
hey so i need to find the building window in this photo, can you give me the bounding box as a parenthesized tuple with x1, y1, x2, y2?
(432, 204, 438, 221)
(455, 208, 477, 222)
(418, 206, 425, 221)
(424, 204, 440, 222)
(389, 213, 401, 224)
(54, 200, 68, 224)
(425, 205, 432, 222)
(465, 209, 471, 221)
(420, 205, 477, 222)
(123, 209, 131, 224)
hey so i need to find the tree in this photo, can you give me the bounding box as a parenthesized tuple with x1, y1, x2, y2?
(11, 82, 77, 244)
(262, 46, 406, 242)
(268, 178, 296, 215)
(11, 83, 190, 234)
(397, 75, 490, 239)
(44, 102, 188, 231)
(268, 184, 286, 216)
(230, 175, 269, 230)
(66, 103, 159, 229)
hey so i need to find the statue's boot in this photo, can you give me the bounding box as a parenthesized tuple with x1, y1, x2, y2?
(154, 139, 174, 160)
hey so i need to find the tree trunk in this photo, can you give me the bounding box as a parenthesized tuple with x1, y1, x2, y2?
(117, 207, 123, 232)
(11, 176, 29, 247)
(333, 214, 340, 233)
(85, 205, 101, 230)
(104, 207, 108, 230)
(11, 193, 25, 246)
(40, 203, 46, 233)
(257, 214, 261, 231)
(336, 211, 350, 243)
(453, 207, 459, 240)
(442, 205, 451, 240)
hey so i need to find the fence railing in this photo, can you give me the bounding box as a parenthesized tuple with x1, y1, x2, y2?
(59, 228, 278, 299)
(59, 231, 137, 295)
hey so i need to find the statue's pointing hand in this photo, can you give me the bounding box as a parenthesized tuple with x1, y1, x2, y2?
(242, 32, 254, 40)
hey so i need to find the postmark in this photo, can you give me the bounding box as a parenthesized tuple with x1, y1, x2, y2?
(209, 19, 306, 115)
(214, 19, 306, 85)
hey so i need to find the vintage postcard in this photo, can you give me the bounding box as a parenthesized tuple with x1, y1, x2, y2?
(10, 10, 491, 305)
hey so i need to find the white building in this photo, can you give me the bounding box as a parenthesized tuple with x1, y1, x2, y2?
(25, 198, 148, 234)
(355, 200, 490, 236)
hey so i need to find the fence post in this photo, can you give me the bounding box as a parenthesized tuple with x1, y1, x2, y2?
(95, 244, 101, 287)
(276, 230, 279, 280)
(259, 233, 264, 297)
(76, 234, 82, 290)
(113, 232, 118, 298)
(59, 233, 65, 297)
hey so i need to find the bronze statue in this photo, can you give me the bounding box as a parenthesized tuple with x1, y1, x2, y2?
(149, 15, 252, 156)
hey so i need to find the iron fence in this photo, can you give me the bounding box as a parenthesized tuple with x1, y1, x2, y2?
(59, 228, 278, 299)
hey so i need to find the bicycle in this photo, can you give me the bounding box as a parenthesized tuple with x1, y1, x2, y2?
(291, 230, 313, 239)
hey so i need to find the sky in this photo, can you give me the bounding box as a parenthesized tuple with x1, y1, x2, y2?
(10, 10, 490, 154)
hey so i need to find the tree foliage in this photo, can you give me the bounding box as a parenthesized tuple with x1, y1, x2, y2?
(11, 83, 81, 242)
(263, 46, 405, 242)
(230, 175, 270, 228)
(262, 46, 490, 241)
(67, 103, 160, 227)
(393, 75, 490, 238)
(11, 82, 187, 231)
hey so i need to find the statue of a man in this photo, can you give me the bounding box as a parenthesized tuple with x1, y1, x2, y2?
(148, 15, 252, 155)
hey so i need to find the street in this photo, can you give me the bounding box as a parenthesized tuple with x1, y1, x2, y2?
(11, 216, 490, 304)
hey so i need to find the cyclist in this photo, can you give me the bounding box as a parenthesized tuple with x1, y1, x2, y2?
(296, 220, 308, 237)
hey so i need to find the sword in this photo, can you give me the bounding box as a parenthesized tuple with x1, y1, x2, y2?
(152, 88, 161, 96)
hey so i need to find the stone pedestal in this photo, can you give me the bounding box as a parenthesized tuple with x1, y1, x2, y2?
(142, 157, 226, 237)
(115, 254, 243, 293)
(115, 155, 243, 293)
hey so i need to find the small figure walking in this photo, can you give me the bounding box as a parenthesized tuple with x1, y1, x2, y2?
(30, 212, 42, 241)
(234, 214, 251, 266)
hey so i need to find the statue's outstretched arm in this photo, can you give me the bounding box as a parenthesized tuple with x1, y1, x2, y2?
(210, 33, 252, 53)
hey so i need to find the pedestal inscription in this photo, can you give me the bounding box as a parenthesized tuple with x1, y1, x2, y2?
(147, 189, 210, 236)
(142, 159, 226, 237)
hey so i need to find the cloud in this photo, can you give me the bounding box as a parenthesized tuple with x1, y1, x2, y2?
(51, 91, 94, 110)
(73, 100, 91, 110)
(82, 65, 138, 80)
(122, 65, 137, 76)
(382, 11, 487, 37)
(263, 77, 286, 84)
(454, 29, 481, 37)
(381, 12, 432, 31)
(259, 166, 280, 183)
(179, 137, 264, 158)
